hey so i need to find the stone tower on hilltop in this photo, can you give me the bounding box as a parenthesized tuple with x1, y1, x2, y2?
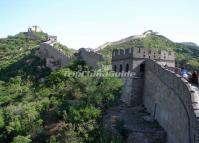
(112, 47, 175, 74)
(28, 26, 42, 33)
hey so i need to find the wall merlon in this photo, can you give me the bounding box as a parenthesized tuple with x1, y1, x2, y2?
(112, 47, 175, 69)
(112, 48, 133, 61)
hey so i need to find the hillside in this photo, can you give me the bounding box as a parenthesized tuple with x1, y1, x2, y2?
(181, 42, 199, 47)
(53, 42, 76, 57)
(97, 31, 199, 70)
(0, 32, 48, 69)
(0, 29, 198, 143)
(0, 32, 51, 81)
(0, 31, 123, 143)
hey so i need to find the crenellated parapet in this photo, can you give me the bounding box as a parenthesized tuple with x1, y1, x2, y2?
(112, 47, 175, 73)
(112, 47, 175, 62)
(112, 48, 133, 60)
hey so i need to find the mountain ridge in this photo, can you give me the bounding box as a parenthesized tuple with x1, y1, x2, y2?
(180, 42, 199, 47)
(95, 30, 199, 52)
(95, 30, 172, 51)
(96, 30, 199, 69)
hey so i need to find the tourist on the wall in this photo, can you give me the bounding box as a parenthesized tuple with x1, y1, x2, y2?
(198, 72, 199, 87)
(180, 67, 188, 80)
(191, 71, 198, 85)
(174, 67, 180, 75)
(187, 72, 192, 81)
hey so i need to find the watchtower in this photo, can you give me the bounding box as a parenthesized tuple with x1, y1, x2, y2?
(112, 47, 175, 74)
(111, 47, 175, 106)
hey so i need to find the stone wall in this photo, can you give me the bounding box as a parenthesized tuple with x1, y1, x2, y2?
(112, 47, 175, 73)
(120, 76, 144, 106)
(37, 44, 103, 70)
(37, 43, 72, 69)
(143, 59, 199, 143)
(132, 47, 175, 63)
(112, 59, 132, 72)
(131, 77, 144, 106)
(77, 48, 103, 69)
(120, 77, 133, 106)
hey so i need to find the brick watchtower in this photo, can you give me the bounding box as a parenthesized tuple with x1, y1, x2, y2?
(112, 47, 175, 74)
(111, 47, 175, 106)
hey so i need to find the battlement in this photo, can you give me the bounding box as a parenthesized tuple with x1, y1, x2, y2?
(112, 47, 175, 61)
(112, 48, 133, 60)
(112, 47, 175, 73)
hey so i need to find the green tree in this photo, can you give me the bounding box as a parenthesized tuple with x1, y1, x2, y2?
(0, 109, 4, 128)
(11, 135, 31, 143)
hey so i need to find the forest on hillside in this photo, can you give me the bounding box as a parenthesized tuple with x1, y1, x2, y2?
(0, 33, 124, 143)
(0, 31, 198, 143)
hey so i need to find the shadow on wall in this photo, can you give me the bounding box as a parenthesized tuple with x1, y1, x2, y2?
(143, 59, 199, 143)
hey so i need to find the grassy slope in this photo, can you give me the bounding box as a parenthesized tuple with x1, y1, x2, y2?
(53, 42, 76, 57)
(98, 34, 199, 70)
(0, 32, 47, 69)
(0, 32, 76, 81)
(0, 32, 53, 107)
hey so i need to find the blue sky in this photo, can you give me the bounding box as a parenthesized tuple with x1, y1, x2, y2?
(0, 0, 199, 49)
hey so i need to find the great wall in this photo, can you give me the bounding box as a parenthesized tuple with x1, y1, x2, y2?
(36, 34, 103, 70)
(35, 31, 199, 143)
(144, 59, 199, 143)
